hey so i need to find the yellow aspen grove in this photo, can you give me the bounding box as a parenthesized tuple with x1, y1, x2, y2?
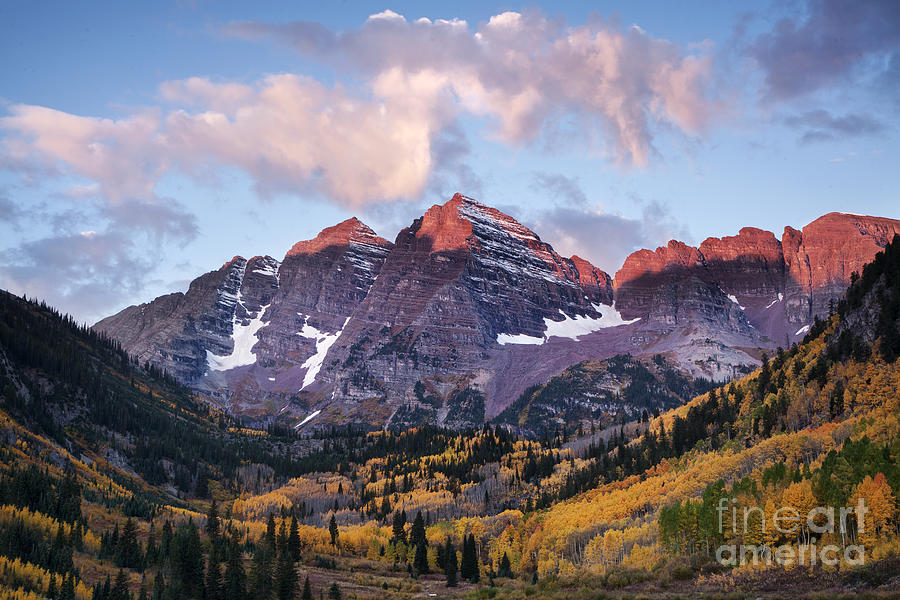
(851, 473, 897, 547)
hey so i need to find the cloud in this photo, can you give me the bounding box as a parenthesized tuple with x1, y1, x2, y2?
(0, 194, 24, 227)
(225, 9, 719, 167)
(748, 0, 900, 102)
(0, 105, 199, 320)
(783, 109, 885, 144)
(528, 173, 688, 273)
(4, 10, 719, 212)
(531, 172, 588, 207)
(0, 231, 152, 324)
(162, 73, 452, 205)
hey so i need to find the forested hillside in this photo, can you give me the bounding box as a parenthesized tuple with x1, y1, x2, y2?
(0, 233, 899, 599)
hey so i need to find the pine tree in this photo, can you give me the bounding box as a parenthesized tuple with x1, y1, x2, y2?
(276, 520, 288, 558)
(249, 540, 274, 600)
(206, 500, 221, 541)
(117, 518, 143, 569)
(410, 512, 426, 545)
(414, 540, 429, 575)
(467, 535, 479, 583)
(112, 569, 129, 600)
(409, 511, 428, 574)
(391, 510, 407, 544)
(288, 515, 301, 562)
(206, 557, 224, 600)
(152, 573, 165, 600)
(275, 544, 297, 600)
(266, 515, 276, 547)
(328, 515, 339, 547)
(47, 574, 58, 600)
(301, 575, 313, 600)
(327, 583, 341, 600)
(224, 537, 247, 600)
(459, 534, 475, 582)
(498, 552, 512, 578)
(444, 538, 457, 587)
(459, 535, 481, 583)
(60, 574, 76, 600)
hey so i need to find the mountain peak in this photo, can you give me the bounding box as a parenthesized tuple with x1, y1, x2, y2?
(410, 193, 545, 252)
(286, 218, 391, 257)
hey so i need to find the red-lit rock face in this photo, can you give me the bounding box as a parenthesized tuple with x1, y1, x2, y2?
(611, 213, 900, 346)
(286, 217, 391, 257)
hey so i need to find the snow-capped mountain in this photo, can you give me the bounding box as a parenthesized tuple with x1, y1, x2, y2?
(94, 194, 900, 430)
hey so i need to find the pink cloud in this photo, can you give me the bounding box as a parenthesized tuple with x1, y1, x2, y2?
(227, 9, 720, 166)
(2, 10, 720, 212)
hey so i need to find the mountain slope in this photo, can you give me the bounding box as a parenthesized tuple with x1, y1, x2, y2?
(502, 232, 900, 586)
(95, 196, 900, 432)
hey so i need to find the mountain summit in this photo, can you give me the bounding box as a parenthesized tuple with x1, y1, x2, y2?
(94, 195, 900, 431)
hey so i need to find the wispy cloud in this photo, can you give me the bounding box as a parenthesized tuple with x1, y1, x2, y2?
(783, 109, 885, 144)
(0, 230, 154, 324)
(528, 173, 688, 273)
(747, 0, 900, 102)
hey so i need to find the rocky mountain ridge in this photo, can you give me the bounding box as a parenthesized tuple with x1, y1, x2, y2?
(94, 195, 900, 431)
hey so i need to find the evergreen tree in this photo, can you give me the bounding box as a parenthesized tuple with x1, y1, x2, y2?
(224, 537, 247, 600)
(206, 557, 224, 600)
(144, 526, 158, 567)
(409, 511, 428, 574)
(467, 535, 480, 583)
(152, 573, 165, 600)
(460, 534, 476, 582)
(498, 552, 512, 578)
(391, 510, 407, 544)
(60, 574, 76, 600)
(444, 538, 457, 587)
(47, 574, 58, 600)
(328, 515, 339, 547)
(327, 583, 342, 600)
(112, 569, 130, 600)
(276, 520, 288, 558)
(117, 518, 143, 569)
(171, 522, 204, 598)
(288, 515, 301, 562)
(275, 544, 297, 600)
(409, 512, 425, 546)
(249, 540, 274, 600)
(301, 575, 313, 600)
(206, 500, 221, 541)
(265, 515, 276, 547)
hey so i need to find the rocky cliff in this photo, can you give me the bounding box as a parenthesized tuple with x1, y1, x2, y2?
(95, 198, 900, 431)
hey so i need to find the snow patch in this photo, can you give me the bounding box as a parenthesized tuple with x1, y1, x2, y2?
(795, 325, 810, 336)
(294, 409, 321, 429)
(206, 304, 270, 371)
(726, 293, 745, 310)
(299, 317, 351, 389)
(764, 293, 784, 310)
(497, 332, 544, 345)
(497, 303, 639, 345)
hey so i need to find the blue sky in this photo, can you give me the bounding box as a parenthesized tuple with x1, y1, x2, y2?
(1, 0, 899, 323)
